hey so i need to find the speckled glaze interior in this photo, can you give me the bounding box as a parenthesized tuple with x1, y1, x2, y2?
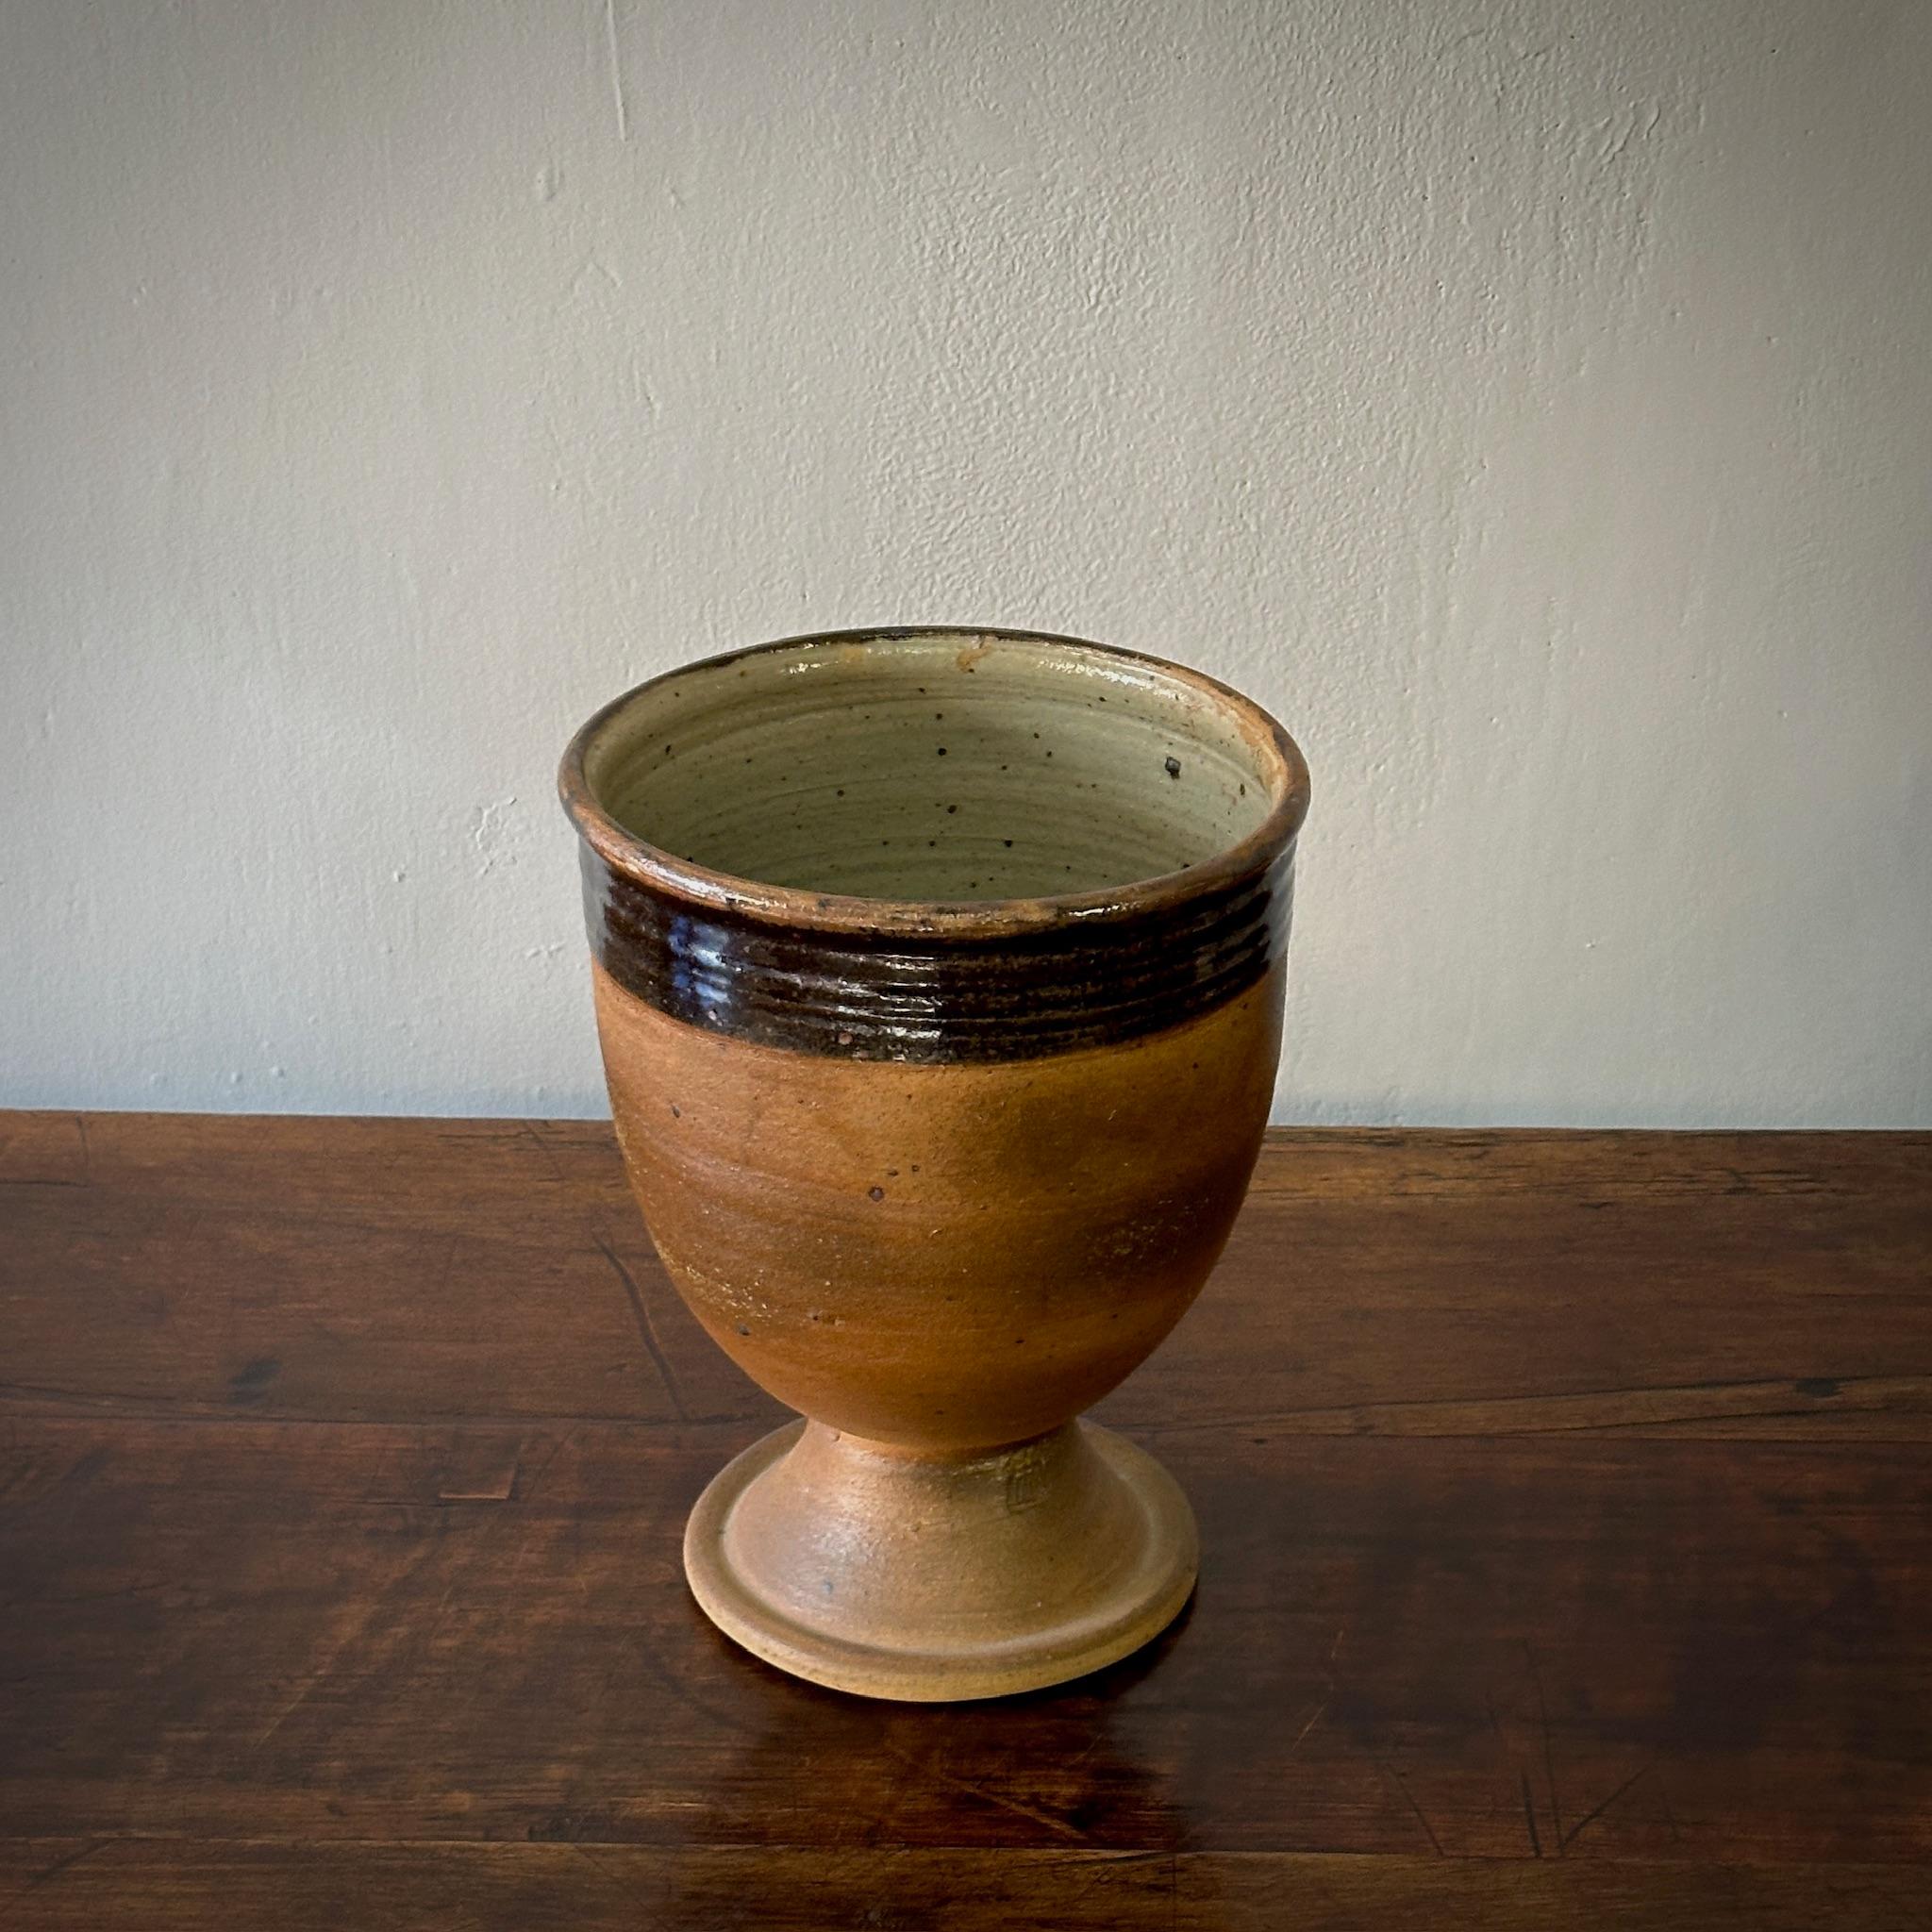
(578, 629, 1289, 904)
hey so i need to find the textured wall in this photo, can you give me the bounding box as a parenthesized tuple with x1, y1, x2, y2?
(3, 0, 1927, 1125)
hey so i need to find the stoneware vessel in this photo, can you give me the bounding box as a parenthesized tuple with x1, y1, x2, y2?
(559, 626, 1309, 1700)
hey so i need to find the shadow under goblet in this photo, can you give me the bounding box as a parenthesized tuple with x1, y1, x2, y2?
(559, 626, 1308, 1700)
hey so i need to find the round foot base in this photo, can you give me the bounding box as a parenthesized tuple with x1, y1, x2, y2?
(684, 1418, 1196, 1701)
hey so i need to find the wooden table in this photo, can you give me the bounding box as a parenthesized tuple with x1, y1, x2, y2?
(2, 1114, 1928, 1926)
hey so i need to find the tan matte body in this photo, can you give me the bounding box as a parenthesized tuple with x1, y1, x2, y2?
(594, 957, 1284, 1454)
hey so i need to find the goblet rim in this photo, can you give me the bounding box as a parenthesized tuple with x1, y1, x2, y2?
(558, 624, 1309, 940)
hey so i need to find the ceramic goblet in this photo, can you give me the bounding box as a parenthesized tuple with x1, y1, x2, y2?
(559, 627, 1308, 1700)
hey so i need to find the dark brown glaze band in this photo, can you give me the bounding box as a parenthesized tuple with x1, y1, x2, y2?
(582, 844, 1295, 1062)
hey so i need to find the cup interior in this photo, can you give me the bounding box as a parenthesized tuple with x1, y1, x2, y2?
(575, 630, 1296, 904)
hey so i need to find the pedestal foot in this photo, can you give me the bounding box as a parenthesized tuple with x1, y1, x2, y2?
(683, 1418, 1197, 1701)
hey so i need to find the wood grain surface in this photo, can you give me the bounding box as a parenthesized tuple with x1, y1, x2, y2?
(2, 1112, 1929, 1926)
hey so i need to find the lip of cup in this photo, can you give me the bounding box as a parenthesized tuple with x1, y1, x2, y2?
(559, 626, 1310, 940)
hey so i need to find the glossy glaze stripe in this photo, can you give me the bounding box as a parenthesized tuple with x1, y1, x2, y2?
(583, 847, 1295, 1061)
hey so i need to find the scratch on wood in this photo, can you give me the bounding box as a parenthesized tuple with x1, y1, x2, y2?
(629, 1635, 760, 1740)
(889, 1746, 1088, 1841)
(521, 1120, 568, 1187)
(515, 1428, 573, 1507)
(564, 1842, 637, 1906)
(1288, 1694, 1329, 1755)
(1375, 1760, 1444, 1857)
(1562, 1762, 1650, 1851)
(1524, 1640, 1563, 1846)
(593, 1235, 689, 1423)
(603, 0, 630, 143)
(251, 1536, 443, 1750)
(1520, 1766, 1543, 1856)
(74, 1113, 92, 1185)
(1656, 1774, 1684, 1843)
(2, 1839, 105, 1914)
(1144, 1370, 1932, 1440)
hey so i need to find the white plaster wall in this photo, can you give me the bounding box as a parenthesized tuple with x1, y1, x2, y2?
(3, 0, 1927, 1126)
